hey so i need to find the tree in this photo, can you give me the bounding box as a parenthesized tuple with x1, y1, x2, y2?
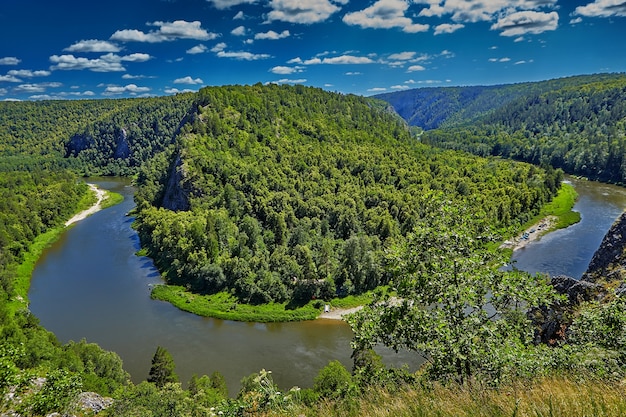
(348, 203, 557, 385)
(147, 346, 178, 388)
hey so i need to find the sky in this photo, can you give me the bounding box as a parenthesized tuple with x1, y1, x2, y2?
(0, 0, 625, 101)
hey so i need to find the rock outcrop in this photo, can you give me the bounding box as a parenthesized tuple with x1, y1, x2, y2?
(581, 210, 626, 283)
(113, 128, 131, 159)
(160, 154, 191, 211)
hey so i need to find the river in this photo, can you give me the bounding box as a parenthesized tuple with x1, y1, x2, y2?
(28, 176, 626, 394)
(511, 177, 626, 278)
(28, 178, 413, 395)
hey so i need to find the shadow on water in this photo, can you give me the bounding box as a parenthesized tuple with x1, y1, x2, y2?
(28, 178, 417, 395)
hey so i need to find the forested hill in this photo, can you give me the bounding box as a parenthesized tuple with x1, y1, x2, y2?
(132, 84, 561, 308)
(378, 73, 626, 183)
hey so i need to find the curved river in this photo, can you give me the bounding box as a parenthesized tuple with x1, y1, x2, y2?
(28, 176, 626, 393)
(28, 178, 412, 394)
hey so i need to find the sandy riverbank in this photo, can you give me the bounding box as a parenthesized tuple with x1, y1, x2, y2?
(64, 184, 106, 227)
(318, 305, 363, 320)
(499, 215, 558, 251)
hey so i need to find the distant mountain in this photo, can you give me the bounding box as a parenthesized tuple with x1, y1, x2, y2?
(375, 73, 626, 130)
(377, 73, 626, 183)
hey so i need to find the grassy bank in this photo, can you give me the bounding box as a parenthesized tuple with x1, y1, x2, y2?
(8, 187, 123, 315)
(269, 375, 626, 417)
(151, 285, 376, 322)
(539, 181, 580, 230)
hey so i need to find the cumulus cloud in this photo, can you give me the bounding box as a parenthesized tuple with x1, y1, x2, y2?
(575, 0, 626, 17)
(49, 53, 151, 72)
(207, 0, 257, 9)
(187, 44, 208, 54)
(407, 65, 426, 72)
(211, 42, 228, 52)
(174, 76, 204, 84)
(231, 25, 247, 36)
(111, 20, 219, 43)
(417, 0, 558, 23)
(255, 30, 290, 40)
(233, 11, 245, 19)
(391, 84, 410, 89)
(491, 10, 559, 36)
(0, 57, 21, 65)
(267, 0, 343, 24)
(165, 87, 196, 94)
(14, 82, 62, 93)
(104, 84, 151, 94)
(270, 65, 303, 74)
(64, 39, 121, 53)
(8, 69, 51, 77)
(388, 51, 417, 61)
(434, 23, 465, 35)
(268, 78, 307, 84)
(302, 54, 375, 65)
(343, 0, 429, 33)
(216, 50, 271, 60)
(0, 75, 22, 82)
(367, 87, 387, 92)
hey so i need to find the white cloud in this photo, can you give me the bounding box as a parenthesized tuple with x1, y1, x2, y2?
(187, 44, 208, 54)
(49, 53, 151, 72)
(174, 76, 204, 84)
(64, 39, 121, 53)
(391, 85, 410, 89)
(345, 71, 362, 75)
(388, 52, 416, 61)
(111, 20, 219, 43)
(231, 25, 247, 36)
(216, 50, 271, 60)
(233, 11, 245, 19)
(407, 65, 426, 72)
(301, 54, 375, 65)
(211, 42, 227, 52)
(514, 59, 534, 64)
(491, 11, 559, 36)
(287, 57, 303, 64)
(575, 0, 626, 17)
(434, 23, 464, 35)
(122, 74, 154, 79)
(267, 0, 342, 24)
(14, 82, 62, 93)
(165, 87, 196, 94)
(417, 0, 558, 23)
(270, 65, 303, 74)
(207, 0, 257, 9)
(0, 57, 21, 65)
(0, 75, 22, 82)
(270, 78, 307, 84)
(367, 87, 387, 92)
(255, 30, 290, 40)
(8, 69, 51, 77)
(104, 84, 151, 94)
(569, 17, 583, 24)
(343, 0, 430, 33)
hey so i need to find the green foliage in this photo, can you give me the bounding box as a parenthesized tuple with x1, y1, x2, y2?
(349, 202, 559, 385)
(18, 369, 82, 416)
(313, 360, 353, 399)
(147, 346, 178, 388)
(134, 84, 561, 314)
(413, 74, 626, 183)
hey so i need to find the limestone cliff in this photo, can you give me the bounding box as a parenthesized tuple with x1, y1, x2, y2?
(581, 210, 626, 283)
(160, 153, 191, 211)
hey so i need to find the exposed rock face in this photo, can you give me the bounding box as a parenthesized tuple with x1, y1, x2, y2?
(65, 133, 94, 157)
(113, 128, 131, 159)
(74, 392, 114, 413)
(581, 210, 626, 283)
(160, 154, 191, 211)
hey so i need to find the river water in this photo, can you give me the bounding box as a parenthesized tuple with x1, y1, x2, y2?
(28, 178, 412, 394)
(511, 177, 626, 278)
(28, 176, 626, 394)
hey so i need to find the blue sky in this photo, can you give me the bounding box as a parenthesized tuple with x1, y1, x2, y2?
(1, 0, 625, 100)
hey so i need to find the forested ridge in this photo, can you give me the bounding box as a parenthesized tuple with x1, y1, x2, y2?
(2, 79, 626, 415)
(132, 84, 561, 308)
(379, 73, 626, 183)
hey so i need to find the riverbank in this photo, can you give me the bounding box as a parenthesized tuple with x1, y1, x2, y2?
(65, 184, 106, 227)
(499, 216, 557, 251)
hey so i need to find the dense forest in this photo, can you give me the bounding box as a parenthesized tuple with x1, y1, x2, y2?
(378, 73, 626, 183)
(1, 78, 626, 415)
(132, 84, 561, 308)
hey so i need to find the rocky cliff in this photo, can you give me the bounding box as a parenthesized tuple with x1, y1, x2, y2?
(581, 210, 626, 284)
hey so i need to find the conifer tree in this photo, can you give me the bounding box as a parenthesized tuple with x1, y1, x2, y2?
(147, 346, 178, 387)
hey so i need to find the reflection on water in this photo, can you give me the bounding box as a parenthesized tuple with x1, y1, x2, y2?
(511, 177, 626, 279)
(28, 178, 415, 394)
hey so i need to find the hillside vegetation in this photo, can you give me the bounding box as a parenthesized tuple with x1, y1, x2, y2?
(132, 84, 561, 316)
(1, 79, 626, 415)
(378, 73, 626, 183)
